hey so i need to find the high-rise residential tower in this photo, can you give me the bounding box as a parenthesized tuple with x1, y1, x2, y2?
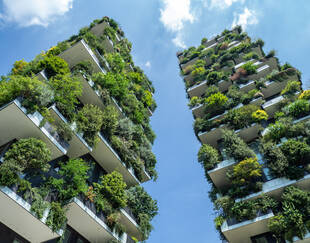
(177, 26, 310, 243)
(0, 17, 158, 243)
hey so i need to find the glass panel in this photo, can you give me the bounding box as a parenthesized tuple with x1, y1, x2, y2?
(13, 240, 22, 243)
(62, 228, 72, 243)
(254, 237, 269, 243)
(77, 238, 84, 243)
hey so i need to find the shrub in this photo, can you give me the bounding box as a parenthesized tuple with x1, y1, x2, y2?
(105, 53, 125, 73)
(0, 163, 19, 186)
(38, 56, 70, 79)
(11, 59, 28, 75)
(206, 71, 224, 85)
(198, 144, 220, 171)
(71, 60, 93, 75)
(263, 119, 291, 142)
(251, 110, 268, 122)
(101, 105, 119, 139)
(126, 186, 158, 220)
(222, 129, 255, 161)
(240, 61, 257, 75)
(298, 90, 310, 100)
(225, 105, 259, 129)
(242, 52, 259, 61)
(261, 141, 289, 178)
(188, 96, 202, 108)
(285, 99, 310, 118)
(191, 67, 206, 81)
(93, 171, 127, 209)
(281, 80, 301, 96)
(76, 104, 104, 146)
(228, 157, 262, 186)
(4, 138, 51, 172)
(266, 50, 276, 58)
(281, 139, 310, 165)
(46, 202, 67, 232)
(49, 159, 89, 202)
(205, 92, 228, 110)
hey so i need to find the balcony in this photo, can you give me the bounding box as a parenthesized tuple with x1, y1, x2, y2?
(59, 39, 106, 74)
(238, 173, 310, 202)
(208, 158, 236, 189)
(36, 70, 48, 81)
(75, 73, 124, 117)
(288, 232, 310, 243)
(246, 58, 279, 81)
(221, 210, 274, 243)
(180, 56, 199, 71)
(66, 197, 121, 243)
(262, 95, 284, 117)
(90, 133, 142, 187)
(187, 80, 207, 98)
(0, 186, 62, 242)
(90, 21, 110, 37)
(49, 105, 92, 159)
(120, 207, 143, 241)
(0, 99, 69, 160)
(198, 124, 226, 147)
(227, 41, 242, 50)
(218, 79, 233, 92)
(234, 47, 263, 65)
(192, 103, 205, 118)
(236, 123, 261, 142)
(239, 80, 256, 93)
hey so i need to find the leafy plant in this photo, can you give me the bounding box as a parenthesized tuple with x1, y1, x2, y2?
(284, 99, 310, 118)
(93, 171, 127, 209)
(281, 80, 301, 96)
(4, 138, 51, 172)
(46, 202, 67, 232)
(240, 61, 257, 75)
(298, 90, 310, 100)
(198, 144, 220, 171)
(251, 109, 268, 122)
(76, 104, 104, 146)
(38, 55, 70, 79)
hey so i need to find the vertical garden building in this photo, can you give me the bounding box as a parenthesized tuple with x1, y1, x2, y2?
(177, 26, 310, 243)
(0, 17, 158, 243)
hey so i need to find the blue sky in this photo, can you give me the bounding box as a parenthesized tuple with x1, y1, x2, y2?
(0, 0, 310, 242)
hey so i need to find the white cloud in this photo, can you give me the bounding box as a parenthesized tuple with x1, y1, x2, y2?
(232, 7, 258, 30)
(145, 61, 151, 68)
(0, 0, 74, 27)
(172, 33, 186, 49)
(160, 0, 195, 48)
(209, 0, 245, 9)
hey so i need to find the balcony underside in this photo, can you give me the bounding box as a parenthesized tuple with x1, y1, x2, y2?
(66, 198, 117, 243)
(0, 186, 61, 243)
(59, 40, 104, 73)
(90, 134, 141, 187)
(198, 125, 225, 147)
(0, 100, 66, 160)
(120, 209, 143, 241)
(90, 21, 110, 37)
(49, 106, 92, 159)
(208, 159, 235, 189)
(222, 212, 274, 243)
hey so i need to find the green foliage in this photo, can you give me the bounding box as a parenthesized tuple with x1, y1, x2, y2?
(225, 104, 260, 129)
(92, 72, 129, 100)
(0, 75, 53, 111)
(251, 109, 268, 122)
(214, 216, 225, 230)
(93, 171, 127, 209)
(126, 185, 158, 220)
(263, 118, 291, 142)
(266, 50, 276, 58)
(240, 61, 257, 75)
(261, 141, 289, 178)
(222, 129, 255, 161)
(101, 105, 119, 138)
(11, 59, 28, 75)
(71, 60, 93, 75)
(55, 120, 73, 142)
(281, 80, 301, 96)
(105, 53, 125, 73)
(206, 71, 225, 85)
(0, 163, 19, 186)
(284, 99, 310, 118)
(281, 139, 310, 165)
(243, 52, 259, 61)
(50, 74, 82, 122)
(198, 144, 220, 171)
(4, 138, 51, 172)
(299, 90, 310, 100)
(46, 202, 67, 232)
(228, 157, 262, 186)
(205, 92, 228, 110)
(76, 104, 104, 147)
(49, 159, 89, 203)
(38, 55, 70, 78)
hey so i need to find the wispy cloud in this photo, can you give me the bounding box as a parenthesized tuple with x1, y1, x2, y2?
(0, 0, 74, 27)
(209, 0, 245, 9)
(232, 7, 258, 30)
(145, 61, 151, 68)
(160, 0, 195, 48)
